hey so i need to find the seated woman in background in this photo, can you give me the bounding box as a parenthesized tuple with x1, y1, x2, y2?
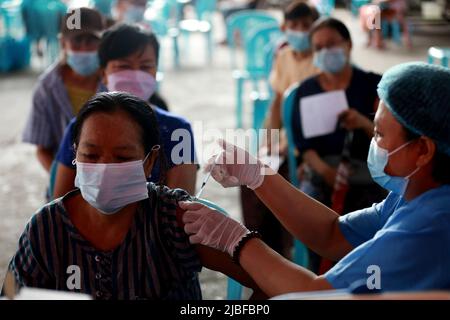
(291, 18, 387, 272)
(5, 92, 264, 300)
(53, 24, 197, 199)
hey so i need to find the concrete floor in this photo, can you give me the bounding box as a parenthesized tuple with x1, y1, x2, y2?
(0, 8, 449, 299)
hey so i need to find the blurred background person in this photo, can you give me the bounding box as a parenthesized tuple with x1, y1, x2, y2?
(22, 8, 106, 174)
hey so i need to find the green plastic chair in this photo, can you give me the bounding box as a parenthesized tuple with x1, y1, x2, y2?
(351, 0, 370, 16)
(311, 0, 335, 17)
(225, 11, 279, 128)
(229, 19, 281, 128)
(175, 0, 217, 66)
(0, 0, 30, 72)
(428, 47, 450, 68)
(226, 10, 278, 70)
(22, 0, 67, 65)
(91, 0, 113, 17)
(144, 0, 180, 68)
(194, 198, 244, 300)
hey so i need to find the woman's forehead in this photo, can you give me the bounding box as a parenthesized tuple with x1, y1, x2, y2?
(113, 44, 156, 63)
(79, 111, 143, 147)
(312, 27, 343, 42)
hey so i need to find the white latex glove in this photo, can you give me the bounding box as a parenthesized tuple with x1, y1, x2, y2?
(179, 201, 249, 257)
(205, 139, 274, 190)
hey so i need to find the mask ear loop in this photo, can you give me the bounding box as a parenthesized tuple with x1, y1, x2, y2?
(387, 140, 415, 157)
(72, 143, 78, 166)
(405, 166, 421, 180)
(143, 145, 161, 178)
(388, 139, 422, 181)
(143, 145, 161, 162)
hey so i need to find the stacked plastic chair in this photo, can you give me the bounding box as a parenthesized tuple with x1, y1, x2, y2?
(91, 0, 113, 17)
(311, 0, 335, 17)
(226, 10, 277, 71)
(0, 0, 30, 72)
(246, 25, 283, 132)
(175, 0, 217, 66)
(144, 0, 181, 69)
(428, 47, 450, 68)
(225, 10, 279, 128)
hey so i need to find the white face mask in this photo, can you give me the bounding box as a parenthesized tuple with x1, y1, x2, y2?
(74, 159, 149, 215)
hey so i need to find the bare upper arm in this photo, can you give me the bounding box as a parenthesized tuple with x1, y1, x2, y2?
(326, 218, 354, 261)
(36, 146, 54, 172)
(166, 164, 197, 195)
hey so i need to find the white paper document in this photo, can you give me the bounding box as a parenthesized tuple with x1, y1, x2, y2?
(300, 90, 349, 139)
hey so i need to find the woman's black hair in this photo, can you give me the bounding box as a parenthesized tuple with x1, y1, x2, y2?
(309, 17, 352, 42)
(283, 1, 319, 22)
(98, 23, 160, 68)
(73, 92, 168, 184)
(404, 128, 450, 185)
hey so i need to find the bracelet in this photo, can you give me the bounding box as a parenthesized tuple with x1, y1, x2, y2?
(232, 230, 262, 264)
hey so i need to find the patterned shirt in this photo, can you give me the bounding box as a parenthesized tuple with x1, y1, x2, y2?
(22, 62, 102, 153)
(6, 183, 202, 300)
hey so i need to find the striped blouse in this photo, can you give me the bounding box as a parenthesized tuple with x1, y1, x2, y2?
(6, 183, 202, 300)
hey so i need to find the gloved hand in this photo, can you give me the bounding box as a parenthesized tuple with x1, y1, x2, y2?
(179, 201, 249, 257)
(205, 139, 274, 190)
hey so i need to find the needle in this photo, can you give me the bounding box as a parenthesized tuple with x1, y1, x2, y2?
(195, 153, 222, 199)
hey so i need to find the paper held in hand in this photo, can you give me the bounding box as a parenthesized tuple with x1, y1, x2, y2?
(300, 90, 349, 139)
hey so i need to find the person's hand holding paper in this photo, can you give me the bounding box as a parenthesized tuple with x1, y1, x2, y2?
(300, 90, 349, 139)
(338, 108, 375, 136)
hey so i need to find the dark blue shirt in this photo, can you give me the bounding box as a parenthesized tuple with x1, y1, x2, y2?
(292, 66, 381, 161)
(56, 107, 197, 182)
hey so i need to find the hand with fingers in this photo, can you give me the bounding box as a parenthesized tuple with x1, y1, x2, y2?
(205, 139, 274, 190)
(179, 200, 250, 257)
(338, 109, 374, 133)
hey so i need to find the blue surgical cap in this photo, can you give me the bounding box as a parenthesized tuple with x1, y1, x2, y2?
(377, 62, 450, 156)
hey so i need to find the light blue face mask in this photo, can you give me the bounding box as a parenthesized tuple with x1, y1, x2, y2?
(123, 5, 145, 23)
(367, 138, 421, 196)
(313, 47, 348, 74)
(66, 50, 99, 76)
(286, 30, 311, 52)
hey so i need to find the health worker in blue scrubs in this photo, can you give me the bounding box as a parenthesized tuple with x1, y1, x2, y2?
(178, 62, 450, 297)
